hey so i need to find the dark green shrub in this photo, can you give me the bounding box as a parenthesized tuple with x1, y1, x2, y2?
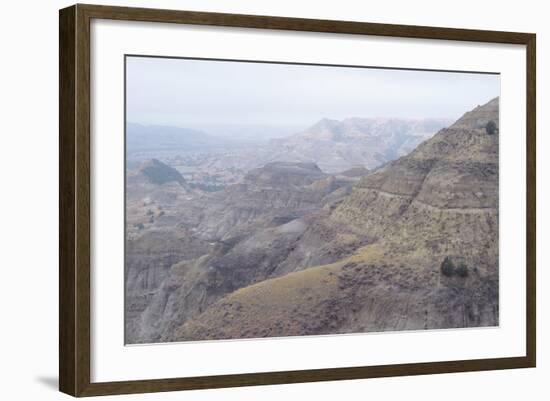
(486, 120, 498, 135)
(455, 264, 469, 278)
(440, 256, 455, 277)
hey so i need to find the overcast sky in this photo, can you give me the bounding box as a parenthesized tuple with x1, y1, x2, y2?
(126, 56, 500, 131)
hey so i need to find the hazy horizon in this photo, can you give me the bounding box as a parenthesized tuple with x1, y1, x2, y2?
(125, 115, 459, 141)
(126, 56, 500, 133)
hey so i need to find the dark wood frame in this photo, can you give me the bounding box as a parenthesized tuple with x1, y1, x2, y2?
(59, 3, 536, 397)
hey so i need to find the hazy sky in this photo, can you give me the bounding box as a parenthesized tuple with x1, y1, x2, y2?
(126, 56, 500, 130)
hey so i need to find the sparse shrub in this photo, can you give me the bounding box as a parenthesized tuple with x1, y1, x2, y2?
(134, 223, 144, 230)
(440, 256, 455, 277)
(440, 257, 469, 278)
(455, 264, 469, 278)
(486, 120, 498, 135)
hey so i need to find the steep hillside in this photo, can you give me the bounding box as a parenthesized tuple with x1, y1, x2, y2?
(195, 162, 348, 241)
(171, 98, 500, 341)
(125, 159, 209, 342)
(126, 161, 366, 343)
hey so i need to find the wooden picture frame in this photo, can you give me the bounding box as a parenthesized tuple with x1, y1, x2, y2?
(59, 3, 536, 397)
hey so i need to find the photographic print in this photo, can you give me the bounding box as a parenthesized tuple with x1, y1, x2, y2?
(124, 56, 500, 344)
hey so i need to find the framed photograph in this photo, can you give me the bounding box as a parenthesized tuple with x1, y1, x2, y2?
(59, 4, 536, 397)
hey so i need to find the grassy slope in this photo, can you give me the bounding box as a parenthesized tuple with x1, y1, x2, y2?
(171, 240, 497, 342)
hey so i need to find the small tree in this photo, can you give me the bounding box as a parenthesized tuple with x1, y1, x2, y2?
(486, 120, 498, 135)
(440, 256, 455, 277)
(455, 264, 469, 278)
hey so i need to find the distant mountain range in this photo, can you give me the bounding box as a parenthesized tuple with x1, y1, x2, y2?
(266, 117, 452, 172)
(126, 123, 237, 154)
(127, 117, 452, 175)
